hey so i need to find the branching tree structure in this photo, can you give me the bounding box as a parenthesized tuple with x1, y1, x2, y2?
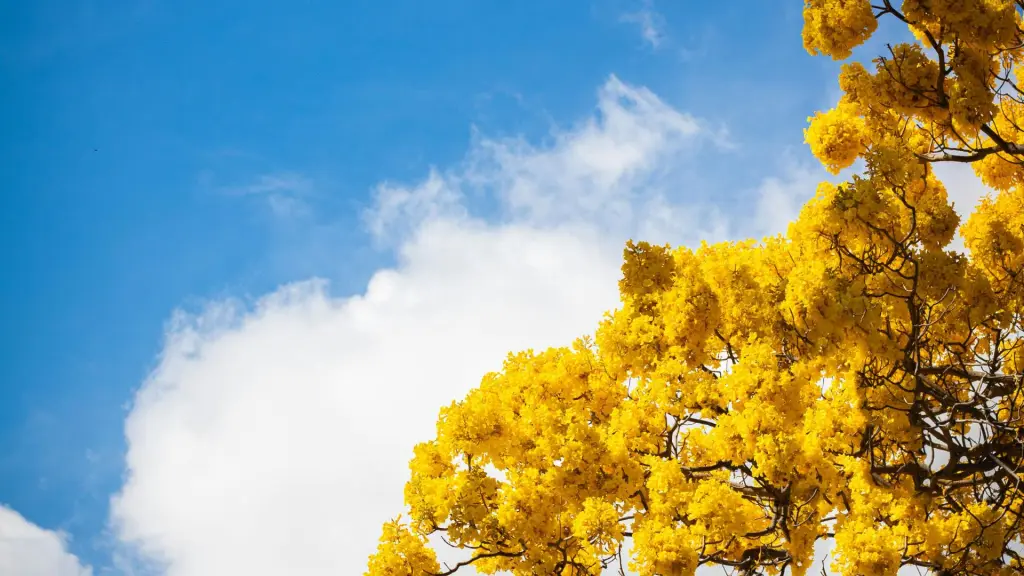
(366, 2, 1024, 575)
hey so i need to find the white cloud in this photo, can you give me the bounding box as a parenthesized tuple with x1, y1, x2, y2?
(113, 224, 621, 576)
(0, 505, 92, 576)
(110, 75, 816, 576)
(621, 1, 665, 49)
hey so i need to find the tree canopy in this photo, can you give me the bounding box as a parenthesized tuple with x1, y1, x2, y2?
(366, 2, 1024, 575)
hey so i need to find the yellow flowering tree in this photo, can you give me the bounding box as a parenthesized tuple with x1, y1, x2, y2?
(367, 2, 1024, 575)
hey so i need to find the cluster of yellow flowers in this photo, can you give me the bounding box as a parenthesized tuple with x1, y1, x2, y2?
(801, 0, 877, 60)
(804, 0, 1024, 185)
(367, 2, 1024, 575)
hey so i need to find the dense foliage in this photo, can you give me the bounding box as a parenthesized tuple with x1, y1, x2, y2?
(367, 2, 1024, 574)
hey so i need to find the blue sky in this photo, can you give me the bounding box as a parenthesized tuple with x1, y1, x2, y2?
(0, 1, 928, 574)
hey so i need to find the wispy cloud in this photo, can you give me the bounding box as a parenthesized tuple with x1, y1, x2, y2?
(219, 172, 315, 218)
(224, 173, 313, 197)
(621, 0, 665, 49)
(365, 75, 729, 247)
